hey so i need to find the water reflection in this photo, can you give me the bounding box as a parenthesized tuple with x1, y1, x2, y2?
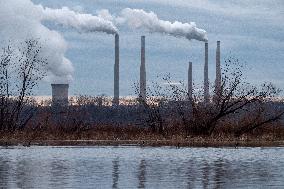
(186, 160, 196, 188)
(137, 159, 147, 189)
(112, 158, 119, 189)
(16, 159, 33, 189)
(213, 159, 226, 189)
(0, 157, 9, 188)
(201, 160, 210, 189)
(49, 159, 70, 188)
(0, 146, 283, 188)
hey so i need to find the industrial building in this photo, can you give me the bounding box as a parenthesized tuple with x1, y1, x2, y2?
(51, 35, 222, 107)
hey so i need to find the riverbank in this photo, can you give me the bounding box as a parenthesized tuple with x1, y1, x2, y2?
(1, 139, 284, 148)
(1, 124, 284, 147)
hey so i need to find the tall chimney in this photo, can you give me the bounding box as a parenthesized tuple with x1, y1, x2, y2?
(113, 34, 119, 105)
(188, 62, 192, 100)
(215, 41, 221, 96)
(204, 42, 209, 103)
(140, 36, 146, 100)
(51, 84, 69, 107)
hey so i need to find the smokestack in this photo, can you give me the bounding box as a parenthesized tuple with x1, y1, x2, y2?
(215, 41, 221, 96)
(140, 36, 146, 100)
(204, 42, 209, 103)
(113, 34, 119, 105)
(51, 84, 69, 107)
(188, 62, 192, 100)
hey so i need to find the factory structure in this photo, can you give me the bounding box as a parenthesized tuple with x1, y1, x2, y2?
(113, 34, 120, 106)
(51, 35, 222, 107)
(51, 84, 69, 107)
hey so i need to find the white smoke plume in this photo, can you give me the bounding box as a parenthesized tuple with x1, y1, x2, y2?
(119, 8, 208, 42)
(0, 0, 117, 83)
(42, 7, 118, 35)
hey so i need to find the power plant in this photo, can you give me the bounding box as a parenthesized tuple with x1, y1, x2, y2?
(204, 42, 209, 103)
(113, 34, 120, 105)
(51, 84, 69, 107)
(215, 41, 221, 96)
(140, 36, 146, 100)
(50, 36, 222, 107)
(188, 62, 192, 100)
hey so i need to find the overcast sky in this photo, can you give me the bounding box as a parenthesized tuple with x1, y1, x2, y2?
(28, 0, 284, 96)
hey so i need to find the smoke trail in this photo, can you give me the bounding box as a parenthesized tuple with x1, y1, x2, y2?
(119, 8, 208, 42)
(42, 7, 118, 35)
(0, 0, 117, 83)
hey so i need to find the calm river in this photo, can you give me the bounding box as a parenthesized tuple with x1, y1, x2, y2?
(0, 146, 283, 188)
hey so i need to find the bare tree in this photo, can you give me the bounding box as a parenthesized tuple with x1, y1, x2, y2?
(0, 39, 47, 131)
(133, 80, 167, 134)
(136, 57, 284, 137)
(201, 57, 283, 136)
(0, 44, 13, 130)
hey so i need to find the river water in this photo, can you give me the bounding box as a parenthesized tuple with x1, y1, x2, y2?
(0, 146, 283, 188)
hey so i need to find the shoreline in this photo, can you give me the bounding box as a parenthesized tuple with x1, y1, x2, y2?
(1, 139, 284, 148)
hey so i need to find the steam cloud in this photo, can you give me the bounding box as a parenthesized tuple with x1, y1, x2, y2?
(42, 7, 118, 35)
(118, 8, 208, 42)
(0, 1, 207, 84)
(0, 0, 117, 83)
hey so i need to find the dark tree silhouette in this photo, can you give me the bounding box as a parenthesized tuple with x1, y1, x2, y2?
(136, 57, 284, 137)
(0, 39, 47, 131)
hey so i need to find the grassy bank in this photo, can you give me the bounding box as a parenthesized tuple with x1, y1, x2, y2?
(1, 139, 284, 148)
(1, 124, 284, 147)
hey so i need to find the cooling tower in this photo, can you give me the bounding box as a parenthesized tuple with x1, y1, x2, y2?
(188, 62, 193, 100)
(204, 42, 209, 103)
(140, 36, 146, 100)
(51, 84, 69, 107)
(215, 41, 221, 96)
(113, 34, 120, 105)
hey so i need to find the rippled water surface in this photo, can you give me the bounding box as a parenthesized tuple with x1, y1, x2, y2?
(0, 146, 284, 188)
